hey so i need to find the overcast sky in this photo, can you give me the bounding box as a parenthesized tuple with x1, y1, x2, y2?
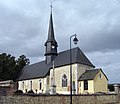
(0, 0, 120, 83)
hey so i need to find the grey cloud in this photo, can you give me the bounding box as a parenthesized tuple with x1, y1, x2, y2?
(0, 2, 47, 57)
(81, 27, 120, 52)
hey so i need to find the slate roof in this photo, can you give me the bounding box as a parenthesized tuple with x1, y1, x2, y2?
(18, 61, 52, 81)
(78, 69, 100, 81)
(78, 69, 108, 81)
(53, 47, 94, 68)
(17, 47, 95, 81)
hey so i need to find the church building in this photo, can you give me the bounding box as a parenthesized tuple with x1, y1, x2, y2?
(17, 8, 108, 94)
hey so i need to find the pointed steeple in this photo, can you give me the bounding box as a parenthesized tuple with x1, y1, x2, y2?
(45, 11, 57, 44)
(45, 3, 58, 64)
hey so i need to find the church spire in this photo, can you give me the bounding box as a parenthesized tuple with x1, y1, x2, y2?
(46, 3, 56, 43)
(45, 3, 58, 64)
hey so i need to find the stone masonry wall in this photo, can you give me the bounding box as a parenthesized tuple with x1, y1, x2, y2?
(0, 94, 120, 104)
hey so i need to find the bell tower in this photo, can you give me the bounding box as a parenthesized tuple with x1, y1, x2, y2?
(45, 3, 58, 64)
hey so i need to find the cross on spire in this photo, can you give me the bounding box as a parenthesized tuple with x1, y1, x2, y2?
(50, 2, 53, 13)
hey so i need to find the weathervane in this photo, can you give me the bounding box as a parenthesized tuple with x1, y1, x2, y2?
(50, 2, 53, 13)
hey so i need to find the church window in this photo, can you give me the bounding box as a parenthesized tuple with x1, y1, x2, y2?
(62, 74, 67, 87)
(72, 81, 75, 91)
(84, 80, 88, 90)
(22, 81, 24, 90)
(79, 82, 81, 87)
(39, 80, 42, 90)
(99, 73, 102, 79)
(51, 78, 53, 85)
(30, 81, 32, 90)
(47, 77, 49, 85)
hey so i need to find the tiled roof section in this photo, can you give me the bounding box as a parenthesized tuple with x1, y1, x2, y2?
(78, 69, 100, 81)
(18, 61, 52, 81)
(54, 47, 95, 68)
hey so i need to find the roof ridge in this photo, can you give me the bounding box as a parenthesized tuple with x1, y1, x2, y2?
(86, 69, 100, 71)
(59, 47, 79, 54)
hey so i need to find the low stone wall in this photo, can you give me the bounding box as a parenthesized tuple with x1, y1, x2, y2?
(0, 94, 120, 104)
(0, 81, 17, 96)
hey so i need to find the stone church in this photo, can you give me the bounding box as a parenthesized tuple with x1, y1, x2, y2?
(17, 9, 108, 94)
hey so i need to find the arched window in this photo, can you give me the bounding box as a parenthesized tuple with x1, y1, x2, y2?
(62, 74, 67, 87)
